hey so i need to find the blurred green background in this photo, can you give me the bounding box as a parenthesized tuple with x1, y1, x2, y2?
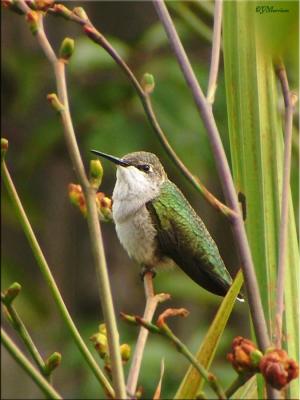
(1, 1, 298, 399)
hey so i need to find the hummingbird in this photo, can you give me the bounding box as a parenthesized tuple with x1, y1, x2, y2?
(91, 150, 243, 300)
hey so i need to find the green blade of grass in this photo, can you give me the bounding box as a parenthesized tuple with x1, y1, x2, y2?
(223, 2, 299, 398)
(174, 270, 243, 399)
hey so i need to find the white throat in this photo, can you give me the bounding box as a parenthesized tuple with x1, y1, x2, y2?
(112, 166, 160, 223)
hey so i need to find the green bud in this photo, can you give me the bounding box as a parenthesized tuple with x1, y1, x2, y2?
(90, 333, 107, 358)
(120, 343, 131, 362)
(59, 38, 75, 63)
(141, 73, 155, 94)
(1, 138, 9, 160)
(72, 7, 88, 20)
(47, 93, 64, 112)
(1, 282, 22, 305)
(89, 159, 103, 189)
(44, 352, 62, 375)
(250, 349, 263, 368)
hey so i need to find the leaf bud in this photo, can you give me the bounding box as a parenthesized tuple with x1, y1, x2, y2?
(120, 343, 131, 362)
(59, 37, 75, 63)
(89, 159, 103, 190)
(1, 282, 22, 305)
(44, 352, 62, 375)
(47, 93, 64, 113)
(141, 73, 155, 94)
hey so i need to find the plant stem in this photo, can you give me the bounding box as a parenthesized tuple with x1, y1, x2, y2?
(126, 273, 170, 397)
(275, 62, 297, 348)
(153, 0, 270, 353)
(1, 328, 62, 399)
(18, 5, 126, 396)
(48, 4, 236, 220)
(207, 0, 223, 104)
(1, 160, 114, 398)
(1, 297, 47, 377)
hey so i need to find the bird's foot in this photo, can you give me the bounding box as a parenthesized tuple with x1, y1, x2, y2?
(140, 266, 156, 281)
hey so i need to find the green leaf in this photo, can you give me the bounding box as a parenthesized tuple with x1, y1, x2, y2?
(223, 2, 299, 398)
(174, 270, 244, 399)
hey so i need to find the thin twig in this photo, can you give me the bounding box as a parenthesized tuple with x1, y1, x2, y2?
(275, 62, 297, 348)
(152, 0, 271, 354)
(126, 273, 170, 397)
(207, 0, 223, 104)
(48, 3, 236, 220)
(15, 2, 127, 396)
(1, 159, 115, 398)
(1, 293, 47, 377)
(1, 328, 62, 400)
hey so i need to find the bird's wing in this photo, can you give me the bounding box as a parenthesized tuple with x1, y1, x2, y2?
(146, 181, 233, 296)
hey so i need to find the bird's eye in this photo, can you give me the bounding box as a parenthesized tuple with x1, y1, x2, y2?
(139, 164, 151, 173)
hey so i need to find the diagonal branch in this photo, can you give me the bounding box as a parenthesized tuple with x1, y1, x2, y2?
(275, 61, 297, 348)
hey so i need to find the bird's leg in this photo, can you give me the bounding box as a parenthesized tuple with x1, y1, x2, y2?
(139, 265, 156, 281)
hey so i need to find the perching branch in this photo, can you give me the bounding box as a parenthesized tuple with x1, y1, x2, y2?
(1, 152, 114, 398)
(14, 2, 127, 397)
(152, 0, 271, 355)
(49, 3, 236, 220)
(126, 272, 170, 397)
(1, 328, 62, 400)
(275, 61, 297, 348)
(122, 308, 226, 400)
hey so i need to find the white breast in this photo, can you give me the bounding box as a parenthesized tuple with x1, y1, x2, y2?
(114, 205, 158, 267)
(112, 166, 160, 267)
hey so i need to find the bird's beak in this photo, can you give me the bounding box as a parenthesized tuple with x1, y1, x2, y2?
(90, 150, 131, 167)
